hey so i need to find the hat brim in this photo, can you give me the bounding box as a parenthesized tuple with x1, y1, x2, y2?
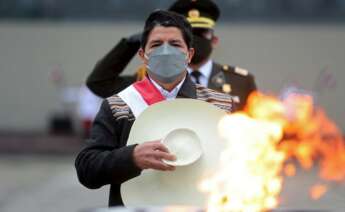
(121, 99, 227, 207)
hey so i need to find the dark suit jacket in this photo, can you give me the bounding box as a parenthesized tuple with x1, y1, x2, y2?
(75, 76, 233, 206)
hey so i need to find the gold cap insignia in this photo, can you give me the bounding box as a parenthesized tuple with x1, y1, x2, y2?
(222, 65, 229, 71)
(222, 83, 232, 93)
(188, 9, 200, 18)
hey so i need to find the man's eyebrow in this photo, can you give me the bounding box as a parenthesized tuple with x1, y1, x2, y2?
(170, 39, 183, 43)
(149, 39, 162, 44)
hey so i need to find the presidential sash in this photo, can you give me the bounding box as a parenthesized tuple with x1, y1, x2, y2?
(118, 77, 165, 118)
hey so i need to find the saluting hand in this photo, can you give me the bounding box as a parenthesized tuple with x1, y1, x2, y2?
(133, 141, 176, 171)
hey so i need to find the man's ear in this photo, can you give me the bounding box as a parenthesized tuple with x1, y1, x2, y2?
(211, 35, 219, 48)
(138, 48, 148, 64)
(187, 48, 195, 64)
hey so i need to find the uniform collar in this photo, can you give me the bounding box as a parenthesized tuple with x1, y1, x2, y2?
(187, 59, 213, 80)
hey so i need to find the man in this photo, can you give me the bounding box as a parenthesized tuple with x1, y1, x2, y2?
(86, 0, 256, 110)
(75, 10, 233, 207)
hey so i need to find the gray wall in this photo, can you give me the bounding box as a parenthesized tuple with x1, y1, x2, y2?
(0, 22, 344, 132)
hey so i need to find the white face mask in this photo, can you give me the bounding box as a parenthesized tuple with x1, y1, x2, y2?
(145, 43, 188, 83)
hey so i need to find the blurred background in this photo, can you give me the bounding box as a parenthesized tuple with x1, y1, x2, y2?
(0, 0, 344, 211)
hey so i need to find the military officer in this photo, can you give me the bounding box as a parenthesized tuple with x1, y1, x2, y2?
(86, 0, 257, 110)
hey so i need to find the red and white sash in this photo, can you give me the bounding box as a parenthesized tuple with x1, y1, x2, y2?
(118, 77, 165, 118)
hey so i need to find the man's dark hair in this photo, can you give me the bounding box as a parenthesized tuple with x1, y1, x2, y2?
(141, 10, 193, 49)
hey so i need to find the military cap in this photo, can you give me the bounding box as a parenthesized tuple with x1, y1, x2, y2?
(169, 0, 220, 29)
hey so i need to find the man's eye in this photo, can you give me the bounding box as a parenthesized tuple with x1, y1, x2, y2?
(151, 43, 161, 48)
(171, 43, 181, 47)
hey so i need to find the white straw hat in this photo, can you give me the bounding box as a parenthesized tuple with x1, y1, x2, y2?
(161, 128, 202, 166)
(121, 99, 227, 207)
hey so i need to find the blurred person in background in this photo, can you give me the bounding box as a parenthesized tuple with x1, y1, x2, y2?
(86, 0, 257, 111)
(75, 10, 233, 207)
(78, 85, 102, 138)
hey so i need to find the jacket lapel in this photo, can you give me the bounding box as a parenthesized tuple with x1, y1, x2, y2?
(177, 75, 197, 99)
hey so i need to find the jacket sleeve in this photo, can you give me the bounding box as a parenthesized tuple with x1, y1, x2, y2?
(75, 100, 142, 189)
(86, 37, 140, 98)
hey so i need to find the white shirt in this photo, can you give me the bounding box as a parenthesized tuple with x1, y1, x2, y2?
(187, 59, 213, 87)
(149, 76, 186, 100)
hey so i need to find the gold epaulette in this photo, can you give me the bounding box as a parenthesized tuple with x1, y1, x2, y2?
(234, 66, 248, 76)
(135, 65, 147, 81)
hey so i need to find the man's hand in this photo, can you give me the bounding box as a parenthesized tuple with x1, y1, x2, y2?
(133, 141, 176, 171)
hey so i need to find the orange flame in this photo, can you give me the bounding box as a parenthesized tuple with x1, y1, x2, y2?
(201, 91, 345, 211)
(246, 91, 345, 182)
(200, 113, 285, 211)
(310, 184, 328, 200)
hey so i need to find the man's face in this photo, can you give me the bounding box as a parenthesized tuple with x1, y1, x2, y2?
(190, 28, 219, 65)
(139, 26, 194, 65)
(192, 28, 214, 40)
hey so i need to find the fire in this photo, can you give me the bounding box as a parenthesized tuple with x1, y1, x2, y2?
(310, 184, 328, 200)
(200, 113, 286, 211)
(201, 90, 345, 211)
